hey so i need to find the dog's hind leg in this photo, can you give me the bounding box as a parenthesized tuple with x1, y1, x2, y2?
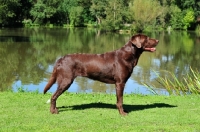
(50, 78, 73, 114)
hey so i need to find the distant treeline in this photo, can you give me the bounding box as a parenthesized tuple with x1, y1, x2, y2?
(0, 0, 200, 32)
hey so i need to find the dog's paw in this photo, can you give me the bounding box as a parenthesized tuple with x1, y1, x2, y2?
(51, 108, 59, 114)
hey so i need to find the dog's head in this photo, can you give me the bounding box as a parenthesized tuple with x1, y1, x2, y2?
(130, 34, 159, 52)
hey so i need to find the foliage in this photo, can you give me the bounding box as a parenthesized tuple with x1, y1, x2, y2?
(90, 0, 130, 30)
(90, 0, 108, 25)
(182, 9, 195, 30)
(170, 0, 199, 30)
(30, 0, 61, 24)
(169, 5, 184, 29)
(169, 7, 195, 30)
(69, 6, 83, 26)
(78, 0, 94, 25)
(175, 0, 200, 17)
(0, 0, 199, 30)
(102, 0, 131, 30)
(56, 0, 92, 26)
(0, 0, 21, 25)
(129, 0, 164, 32)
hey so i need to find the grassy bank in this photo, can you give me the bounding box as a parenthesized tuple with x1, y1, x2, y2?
(0, 92, 200, 131)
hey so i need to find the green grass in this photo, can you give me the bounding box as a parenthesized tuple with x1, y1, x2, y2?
(1, 92, 200, 131)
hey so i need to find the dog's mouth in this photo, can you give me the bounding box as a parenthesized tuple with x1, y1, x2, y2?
(144, 39, 159, 52)
(144, 47, 156, 52)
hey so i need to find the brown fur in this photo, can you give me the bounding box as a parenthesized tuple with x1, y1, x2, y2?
(44, 34, 159, 115)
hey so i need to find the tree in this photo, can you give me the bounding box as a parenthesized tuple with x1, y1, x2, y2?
(173, 0, 199, 30)
(175, 0, 200, 17)
(101, 0, 130, 30)
(0, 0, 21, 26)
(59, 0, 84, 26)
(169, 5, 184, 29)
(90, 0, 131, 30)
(69, 6, 83, 26)
(78, 0, 94, 25)
(183, 9, 195, 30)
(169, 5, 195, 30)
(30, 0, 61, 24)
(90, 0, 108, 25)
(130, 0, 164, 32)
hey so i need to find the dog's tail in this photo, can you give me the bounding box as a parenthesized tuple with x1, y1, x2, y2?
(43, 68, 57, 94)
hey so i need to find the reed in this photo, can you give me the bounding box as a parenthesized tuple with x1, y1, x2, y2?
(144, 67, 200, 95)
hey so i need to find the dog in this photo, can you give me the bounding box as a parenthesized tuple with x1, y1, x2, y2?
(44, 34, 159, 115)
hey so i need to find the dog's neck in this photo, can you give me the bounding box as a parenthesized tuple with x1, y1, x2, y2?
(128, 41, 143, 54)
(127, 41, 143, 66)
(129, 41, 137, 48)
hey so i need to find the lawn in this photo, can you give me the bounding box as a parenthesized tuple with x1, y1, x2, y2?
(0, 92, 200, 131)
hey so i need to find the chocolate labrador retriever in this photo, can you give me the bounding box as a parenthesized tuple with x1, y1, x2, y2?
(44, 34, 159, 115)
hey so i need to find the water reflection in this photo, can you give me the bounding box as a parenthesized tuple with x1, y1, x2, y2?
(0, 28, 199, 95)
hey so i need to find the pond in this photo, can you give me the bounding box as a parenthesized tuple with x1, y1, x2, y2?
(0, 28, 200, 95)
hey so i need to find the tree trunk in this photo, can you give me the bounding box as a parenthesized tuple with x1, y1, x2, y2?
(96, 15, 101, 25)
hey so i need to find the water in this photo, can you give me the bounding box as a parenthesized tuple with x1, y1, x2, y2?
(0, 28, 199, 95)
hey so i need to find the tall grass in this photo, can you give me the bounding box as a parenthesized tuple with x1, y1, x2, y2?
(144, 67, 200, 95)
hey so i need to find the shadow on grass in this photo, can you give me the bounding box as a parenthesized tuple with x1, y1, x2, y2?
(58, 103, 177, 113)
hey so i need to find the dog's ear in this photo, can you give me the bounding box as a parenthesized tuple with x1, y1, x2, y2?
(131, 35, 142, 48)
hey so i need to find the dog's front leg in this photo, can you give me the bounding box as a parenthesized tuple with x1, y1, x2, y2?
(115, 83, 127, 116)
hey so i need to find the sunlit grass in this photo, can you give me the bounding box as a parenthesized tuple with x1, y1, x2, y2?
(144, 67, 200, 95)
(1, 92, 200, 131)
